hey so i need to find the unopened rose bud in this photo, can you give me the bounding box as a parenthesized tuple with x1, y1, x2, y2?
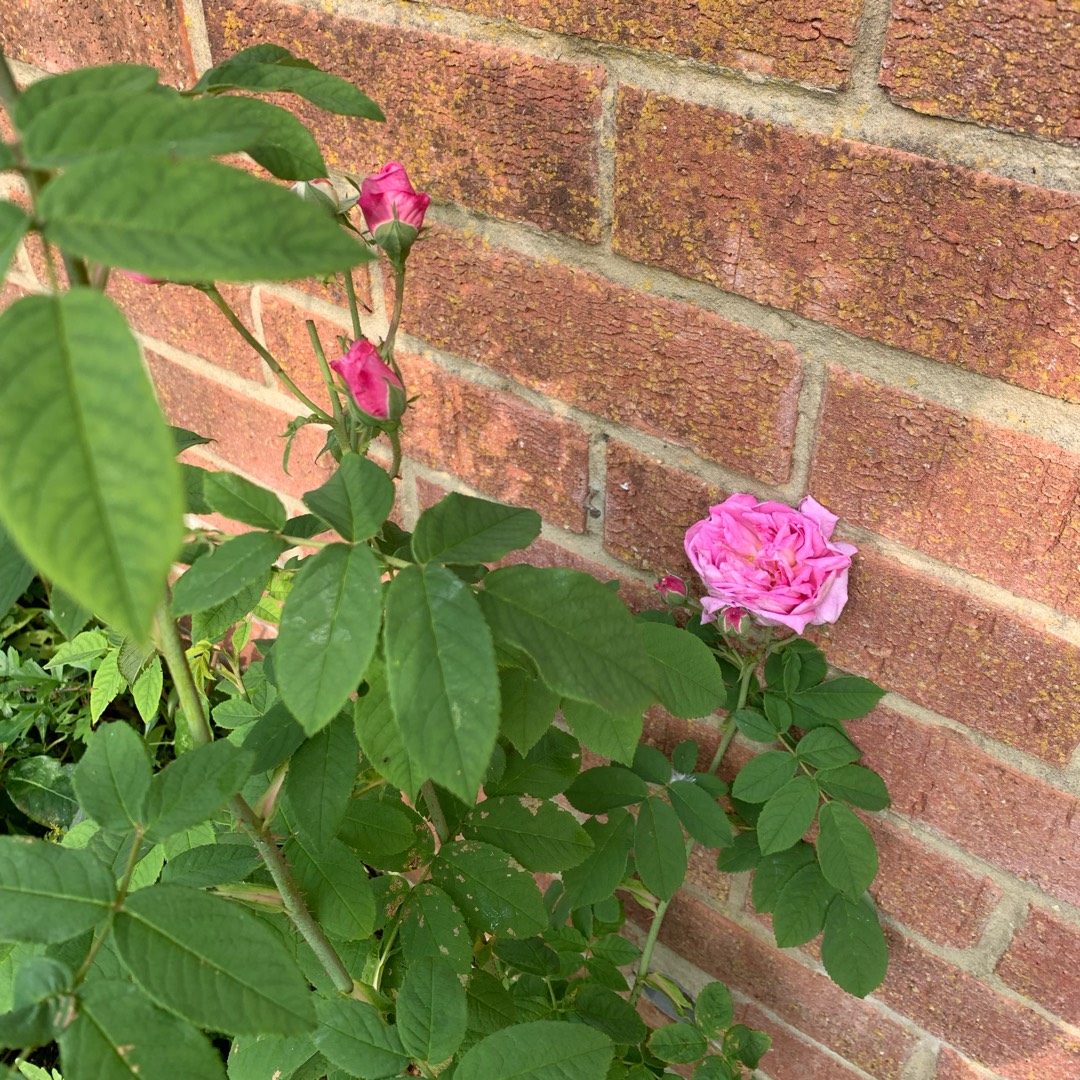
(722, 607, 748, 634)
(358, 162, 430, 264)
(290, 177, 341, 215)
(119, 270, 166, 286)
(655, 575, 687, 602)
(330, 338, 405, 423)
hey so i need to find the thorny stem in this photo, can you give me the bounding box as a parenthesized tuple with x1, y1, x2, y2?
(306, 318, 350, 451)
(200, 284, 334, 424)
(629, 651, 759, 1006)
(382, 264, 406, 374)
(156, 602, 355, 995)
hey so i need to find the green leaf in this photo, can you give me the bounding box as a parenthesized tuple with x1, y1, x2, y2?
(277, 542, 383, 733)
(172, 533, 286, 616)
(73, 722, 152, 833)
(0, 837, 115, 943)
(756, 776, 820, 856)
(668, 779, 734, 848)
(462, 796, 593, 872)
(816, 765, 890, 812)
(13, 64, 159, 129)
(284, 836, 375, 941)
(561, 810, 634, 908)
(398, 884, 473, 974)
(732, 707, 778, 744)
(193, 48, 384, 120)
(90, 649, 127, 722)
(202, 473, 287, 532)
(693, 981, 734, 1040)
(795, 727, 861, 769)
(144, 741, 252, 842)
(431, 841, 547, 938)
(397, 956, 467, 1064)
(772, 863, 838, 948)
(385, 564, 500, 802)
(114, 885, 315, 1034)
(730, 751, 797, 804)
(763, 693, 793, 735)
(232, 702, 306, 775)
(498, 667, 559, 756)
(631, 745, 671, 784)
(336, 797, 417, 863)
(794, 677, 886, 722)
(302, 454, 395, 543)
(171, 426, 212, 454)
(412, 493, 541, 565)
(488, 727, 581, 798)
(817, 802, 878, 897)
(191, 577, 267, 645)
(353, 659, 423, 799)
(0, 202, 29, 281)
(314, 998, 408, 1079)
(574, 984, 647, 1044)
(820, 895, 888, 997)
(640, 622, 726, 719)
(39, 155, 374, 283)
(59, 979, 226, 1080)
(456, 1021, 613, 1080)
(49, 587, 92, 640)
(750, 843, 815, 913)
(281, 713, 358, 849)
(561, 699, 642, 767)
(724, 1025, 771, 1069)
(0, 291, 182, 639)
(466, 970, 517, 1036)
(162, 842, 262, 889)
(565, 766, 648, 814)
(5, 757, 78, 830)
(227, 1033, 318, 1080)
(478, 566, 656, 716)
(672, 739, 699, 774)
(634, 796, 687, 901)
(0, 523, 35, 616)
(650, 1023, 707, 1064)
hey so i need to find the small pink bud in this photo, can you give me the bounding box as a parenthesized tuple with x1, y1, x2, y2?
(358, 162, 430, 263)
(330, 338, 405, 422)
(120, 270, 165, 286)
(655, 575, 687, 602)
(722, 607, 748, 634)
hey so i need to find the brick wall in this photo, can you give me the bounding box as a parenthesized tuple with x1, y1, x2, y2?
(3, 0, 1079, 1076)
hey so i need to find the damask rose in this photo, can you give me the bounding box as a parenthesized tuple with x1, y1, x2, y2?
(358, 162, 429, 262)
(330, 338, 404, 422)
(684, 495, 856, 634)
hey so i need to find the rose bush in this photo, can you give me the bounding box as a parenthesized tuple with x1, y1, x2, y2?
(685, 493, 856, 633)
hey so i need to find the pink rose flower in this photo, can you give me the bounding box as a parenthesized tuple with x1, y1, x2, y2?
(684, 495, 856, 635)
(654, 575, 687, 602)
(330, 339, 404, 422)
(120, 270, 165, 286)
(359, 162, 430, 234)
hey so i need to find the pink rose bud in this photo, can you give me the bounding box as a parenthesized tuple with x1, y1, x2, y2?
(330, 338, 405, 422)
(722, 607, 748, 634)
(358, 162, 430, 263)
(655, 575, 687, 601)
(290, 177, 340, 214)
(684, 495, 857, 635)
(120, 270, 165, 286)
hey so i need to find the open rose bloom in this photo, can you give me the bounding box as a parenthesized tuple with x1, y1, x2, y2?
(685, 495, 856, 634)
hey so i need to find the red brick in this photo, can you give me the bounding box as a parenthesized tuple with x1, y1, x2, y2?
(0, 1, 194, 86)
(258, 291, 354, 409)
(108, 279, 264, 381)
(206, 0, 604, 241)
(614, 89, 1080, 403)
(429, 0, 860, 89)
(869, 820, 1002, 949)
(851, 707, 1080, 908)
(881, 1, 1080, 143)
(878, 931, 1080, 1080)
(401, 228, 802, 484)
(147, 352, 336, 500)
(734, 1000, 869, 1080)
(634, 896, 919, 1079)
(936, 1047, 995, 1080)
(996, 907, 1080, 1025)
(401, 353, 590, 532)
(812, 368, 1080, 617)
(819, 550, 1080, 763)
(289, 267, 373, 314)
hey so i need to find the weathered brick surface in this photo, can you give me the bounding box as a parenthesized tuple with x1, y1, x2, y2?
(820, 550, 1080, 763)
(108, 280, 264, 381)
(0, 1, 194, 86)
(613, 89, 1080, 403)
(205, 0, 604, 241)
(401, 228, 801, 484)
(851, 707, 1080, 908)
(881, 0, 1080, 142)
(811, 368, 1080, 617)
(878, 931, 1080, 1080)
(996, 907, 1080, 1025)
(935, 1047, 995, 1080)
(429, 0, 860, 89)
(634, 896, 920, 1079)
(869, 820, 1002, 949)
(734, 1001, 870, 1080)
(401, 353, 590, 532)
(147, 352, 336, 499)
